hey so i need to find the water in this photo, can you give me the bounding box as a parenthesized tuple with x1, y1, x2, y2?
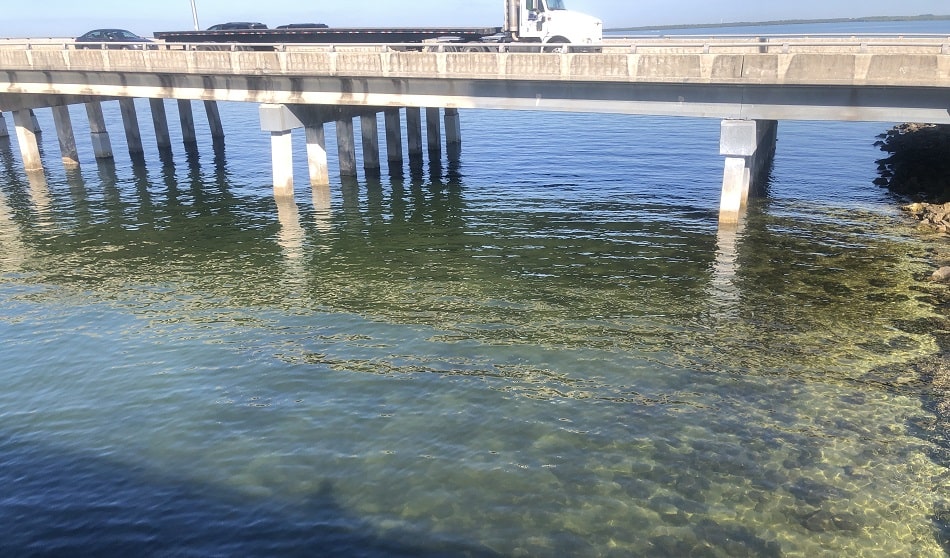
(3, 25, 950, 556)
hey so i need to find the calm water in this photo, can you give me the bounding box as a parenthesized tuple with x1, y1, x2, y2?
(2, 24, 950, 556)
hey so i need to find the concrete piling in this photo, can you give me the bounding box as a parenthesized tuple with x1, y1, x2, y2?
(12, 109, 43, 171)
(0, 111, 9, 138)
(426, 107, 441, 156)
(360, 113, 380, 175)
(336, 117, 357, 177)
(149, 98, 172, 153)
(719, 119, 778, 224)
(51, 105, 80, 168)
(305, 125, 330, 186)
(84, 101, 114, 160)
(271, 129, 294, 196)
(406, 107, 423, 162)
(177, 99, 198, 147)
(118, 98, 145, 162)
(384, 109, 403, 171)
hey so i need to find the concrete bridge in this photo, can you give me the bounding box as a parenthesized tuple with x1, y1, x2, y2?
(0, 36, 948, 223)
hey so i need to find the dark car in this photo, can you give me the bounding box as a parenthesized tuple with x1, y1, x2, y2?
(75, 29, 154, 49)
(276, 23, 329, 29)
(206, 22, 268, 30)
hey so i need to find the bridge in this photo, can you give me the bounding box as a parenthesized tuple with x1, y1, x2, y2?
(0, 36, 948, 223)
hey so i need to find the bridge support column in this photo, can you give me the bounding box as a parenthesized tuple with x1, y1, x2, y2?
(12, 109, 43, 171)
(118, 98, 145, 163)
(384, 109, 403, 172)
(0, 111, 9, 138)
(204, 100, 225, 150)
(149, 98, 172, 154)
(406, 107, 423, 163)
(177, 100, 198, 148)
(51, 105, 80, 168)
(29, 110, 42, 134)
(426, 107, 442, 157)
(444, 107, 461, 161)
(360, 113, 380, 176)
(84, 101, 114, 160)
(271, 130, 294, 196)
(259, 103, 305, 195)
(719, 119, 777, 224)
(305, 125, 329, 186)
(336, 117, 357, 177)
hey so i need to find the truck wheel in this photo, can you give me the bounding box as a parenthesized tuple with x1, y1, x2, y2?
(542, 38, 568, 53)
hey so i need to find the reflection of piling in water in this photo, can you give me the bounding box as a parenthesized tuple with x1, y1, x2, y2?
(0, 187, 27, 271)
(709, 220, 744, 318)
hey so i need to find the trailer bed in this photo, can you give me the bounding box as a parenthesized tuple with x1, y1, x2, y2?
(153, 27, 503, 44)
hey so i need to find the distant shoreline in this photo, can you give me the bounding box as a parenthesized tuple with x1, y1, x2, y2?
(608, 14, 950, 32)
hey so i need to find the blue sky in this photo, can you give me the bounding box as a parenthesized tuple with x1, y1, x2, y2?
(5, 0, 947, 37)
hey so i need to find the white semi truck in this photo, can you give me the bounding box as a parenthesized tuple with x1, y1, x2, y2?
(154, 0, 603, 50)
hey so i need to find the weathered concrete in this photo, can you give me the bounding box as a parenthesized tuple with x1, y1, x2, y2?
(384, 108, 403, 169)
(149, 98, 172, 152)
(336, 117, 357, 177)
(406, 107, 422, 160)
(0, 111, 8, 138)
(426, 107, 441, 156)
(204, 100, 225, 150)
(177, 99, 197, 145)
(118, 97, 145, 160)
(12, 109, 42, 170)
(306, 125, 330, 186)
(719, 119, 778, 224)
(84, 101, 113, 160)
(2, 44, 948, 123)
(445, 107, 461, 146)
(270, 129, 294, 196)
(360, 113, 380, 174)
(50, 104, 79, 167)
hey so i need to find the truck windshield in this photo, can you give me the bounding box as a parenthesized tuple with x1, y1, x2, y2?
(544, 0, 567, 9)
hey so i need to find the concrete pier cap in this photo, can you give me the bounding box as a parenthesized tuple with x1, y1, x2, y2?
(259, 104, 303, 132)
(720, 119, 759, 157)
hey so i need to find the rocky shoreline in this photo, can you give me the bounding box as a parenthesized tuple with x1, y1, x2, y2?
(872, 122, 950, 551)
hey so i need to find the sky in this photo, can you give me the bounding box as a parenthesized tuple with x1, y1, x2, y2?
(3, 0, 947, 38)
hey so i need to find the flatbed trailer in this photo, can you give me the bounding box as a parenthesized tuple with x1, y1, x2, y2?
(153, 27, 505, 46)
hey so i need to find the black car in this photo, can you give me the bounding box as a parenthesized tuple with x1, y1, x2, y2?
(206, 22, 268, 30)
(276, 23, 329, 29)
(75, 29, 154, 49)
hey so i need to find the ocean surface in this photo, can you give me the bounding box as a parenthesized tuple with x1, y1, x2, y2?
(2, 21, 950, 557)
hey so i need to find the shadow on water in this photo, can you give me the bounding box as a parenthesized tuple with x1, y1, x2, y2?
(0, 433, 500, 557)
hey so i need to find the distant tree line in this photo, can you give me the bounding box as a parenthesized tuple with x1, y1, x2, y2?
(609, 14, 950, 32)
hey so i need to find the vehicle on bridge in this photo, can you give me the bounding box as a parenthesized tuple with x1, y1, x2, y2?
(153, 0, 601, 50)
(75, 29, 155, 50)
(206, 22, 268, 31)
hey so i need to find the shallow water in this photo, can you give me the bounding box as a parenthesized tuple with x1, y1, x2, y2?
(2, 45, 950, 556)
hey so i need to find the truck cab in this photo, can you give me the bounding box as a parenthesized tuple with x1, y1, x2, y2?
(504, 0, 602, 45)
